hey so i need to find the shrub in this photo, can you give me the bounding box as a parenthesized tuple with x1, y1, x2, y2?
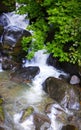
(17, 0, 81, 65)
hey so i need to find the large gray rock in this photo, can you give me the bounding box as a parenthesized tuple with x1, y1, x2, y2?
(10, 66, 40, 83)
(2, 25, 31, 62)
(43, 77, 81, 110)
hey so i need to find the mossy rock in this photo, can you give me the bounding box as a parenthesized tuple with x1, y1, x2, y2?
(0, 97, 5, 123)
(0, 106, 4, 123)
(20, 106, 34, 123)
(0, 98, 4, 105)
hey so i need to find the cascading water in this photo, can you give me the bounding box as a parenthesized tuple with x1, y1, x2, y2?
(0, 12, 72, 130)
(12, 49, 67, 130)
(2, 12, 29, 29)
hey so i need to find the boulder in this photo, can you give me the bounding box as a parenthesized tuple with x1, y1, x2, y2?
(43, 77, 81, 109)
(10, 66, 40, 83)
(61, 125, 78, 130)
(2, 25, 31, 62)
(70, 75, 80, 85)
(0, 97, 5, 125)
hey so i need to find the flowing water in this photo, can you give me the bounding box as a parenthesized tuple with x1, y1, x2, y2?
(0, 12, 73, 130)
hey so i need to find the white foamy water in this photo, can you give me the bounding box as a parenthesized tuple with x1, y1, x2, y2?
(0, 59, 3, 72)
(4, 12, 29, 29)
(13, 50, 67, 130)
(23, 50, 65, 104)
(0, 64, 2, 72)
(14, 113, 35, 130)
(47, 103, 73, 130)
(48, 104, 65, 130)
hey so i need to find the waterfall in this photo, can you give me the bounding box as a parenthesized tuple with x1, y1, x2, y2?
(0, 12, 69, 130)
(22, 49, 65, 104)
(12, 50, 67, 130)
(1, 12, 29, 29)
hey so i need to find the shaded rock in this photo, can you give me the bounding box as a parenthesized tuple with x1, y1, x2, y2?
(2, 57, 21, 70)
(61, 125, 78, 130)
(2, 25, 31, 62)
(0, 25, 4, 37)
(0, 127, 5, 130)
(0, 97, 5, 124)
(47, 54, 79, 75)
(20, 106, 34, 123)
(10, 66, 40, 83)
(43, 77, 81, 109)
(34, 113, 50, 130)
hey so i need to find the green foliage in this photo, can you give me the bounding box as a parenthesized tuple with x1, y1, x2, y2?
(17, 0, 81, 66)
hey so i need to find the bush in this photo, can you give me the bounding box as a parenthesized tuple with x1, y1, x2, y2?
(17, 0, 81, 66)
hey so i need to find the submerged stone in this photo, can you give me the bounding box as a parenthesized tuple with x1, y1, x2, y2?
(0, 97, 4, 124)
(20, 106, 34, 123)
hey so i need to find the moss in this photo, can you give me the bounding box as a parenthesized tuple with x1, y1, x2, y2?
(0, 99, 3, 105)
(20, 106, 34, 122)
(0, 97, 5, 123)
(0, 106, 4, 122)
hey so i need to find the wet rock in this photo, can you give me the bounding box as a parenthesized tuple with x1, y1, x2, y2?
(47, 54, 79, 76)
(0, 127, 5, 130)
(70, 75, 80, 85)
(2, 25, 31, 62)
(34, 113, 50, 130)
(20, 106, 34, 123)
(10, 66, 40, 83)
(0, 97, 5, 124)
(2, 57, 21, 70)
(61, 125, 78, 130)
(45, 103, 70, 124)
(43, 77, 81, 109)
(45, 103, 54, 114)
(45, 102, 81, 130)
(2, 26, 31, 47)
(0, 25, 4, 37)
